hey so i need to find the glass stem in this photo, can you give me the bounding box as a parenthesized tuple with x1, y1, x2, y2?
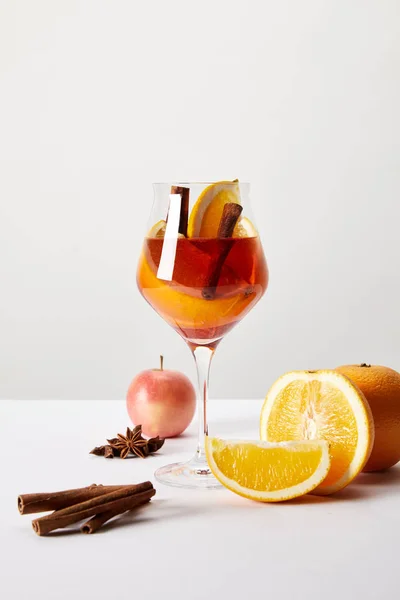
(192, 345, 215, 462)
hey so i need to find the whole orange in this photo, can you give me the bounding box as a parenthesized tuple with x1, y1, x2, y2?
(336, 364, 400, 472)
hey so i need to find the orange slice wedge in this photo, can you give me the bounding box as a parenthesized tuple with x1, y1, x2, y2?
(260, 370, 374, 495)
(147, 220, 185, 239)
(205, 437, 330, 502)
(137, 249, 255, 329)
(147, 220, 167, 238)
(187, 180, 241, 238)
(233, 216, 258, 238)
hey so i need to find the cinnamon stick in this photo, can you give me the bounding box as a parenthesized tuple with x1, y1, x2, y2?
(31, 482, 154, 536)
(217, 203, 243, 238)
(202, 203, 243, 300)
(170, 186, 189, 237)
(80, 492, 152, 534)
(18, 484, 130, 515)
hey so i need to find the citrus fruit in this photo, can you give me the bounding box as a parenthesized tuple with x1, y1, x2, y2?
(336, 364, 400, 472)
(187, 180, 241, 238)
(260, 370, 374, 495)
(143, 237, 242, 293)
(147, 220, 185, 239)
(137, 248, 255, 329)
(233, 216, 258, 238)
(205, 437, 330, 502)
(147, 220, 167, 238)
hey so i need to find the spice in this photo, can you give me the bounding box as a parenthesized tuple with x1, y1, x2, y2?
(80, 491, 152, 534)
(91, 425, 165, 460)
(104, 445, 115, 459)
(108, 426, 148, 459)
(147, 436, 165, 453)
(217, 202, 243, 238)
(170, 185, 190, 237)
(18, 484, 124, 515)
(28, 482, 155, 536)
(202, 203, 243, 300)
(89, 445, 119, 458)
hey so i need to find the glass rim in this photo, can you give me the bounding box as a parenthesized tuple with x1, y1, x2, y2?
(152, 181, 251, 186)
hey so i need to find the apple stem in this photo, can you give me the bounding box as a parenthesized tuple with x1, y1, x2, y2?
(160, 355, 164, 371)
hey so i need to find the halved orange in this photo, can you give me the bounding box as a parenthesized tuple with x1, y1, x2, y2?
(205, 437, 330, 502)
(260, 370, 374, 495)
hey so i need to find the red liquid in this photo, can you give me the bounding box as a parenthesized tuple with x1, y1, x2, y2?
(137, 237, 268, 345)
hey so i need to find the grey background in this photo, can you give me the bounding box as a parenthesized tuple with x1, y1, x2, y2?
(1, 0, 399, 400)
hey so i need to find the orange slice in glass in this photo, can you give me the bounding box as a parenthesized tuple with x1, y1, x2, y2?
(147, 220, 167, 238)
(233, 216, 258, 238)
(147, 220, 185, 239)
(137, 250, 254, 329)
(187, 180, 241, 238)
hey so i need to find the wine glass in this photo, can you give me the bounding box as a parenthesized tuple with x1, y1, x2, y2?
(137, 181, 268, 488)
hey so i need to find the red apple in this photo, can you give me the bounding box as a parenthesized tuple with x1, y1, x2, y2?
(126, 356, 196, 438)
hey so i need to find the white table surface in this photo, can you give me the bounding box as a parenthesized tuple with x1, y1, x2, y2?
(2, 399, 400, 600)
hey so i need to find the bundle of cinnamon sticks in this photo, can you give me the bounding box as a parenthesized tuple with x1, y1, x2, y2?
(18, 482, 155, 535)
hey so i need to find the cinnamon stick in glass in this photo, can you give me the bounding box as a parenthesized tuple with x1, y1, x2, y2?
(202, 203, 243, 300)
(18, 484, 129, 515)
(31, 482, 154, 536)
(80, 492, 152, 534)
(170, 186, 189, 237)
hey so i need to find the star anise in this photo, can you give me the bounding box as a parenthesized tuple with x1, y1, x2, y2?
(90, 446, 107, 457)
(107, 429, 133, 460)
(91, 425, 165, 460)
(125, 425, 149, 458)
(105, 425, 161, 459)
(89, 445, 119, 458)
(147, 436, 165, 453)
(104, 445, 116, 459)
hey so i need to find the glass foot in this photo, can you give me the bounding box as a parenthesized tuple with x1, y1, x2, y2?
(155, 455, 222, 489)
